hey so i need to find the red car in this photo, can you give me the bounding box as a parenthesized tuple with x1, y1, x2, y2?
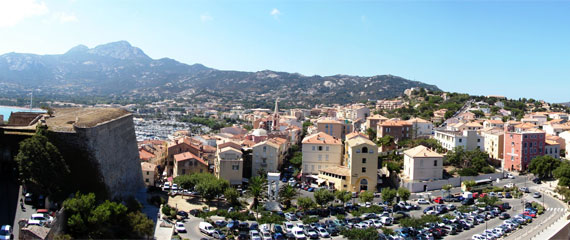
(479, 193, 487, 198)
(433, 197, 444, 204)
(523, 211, 536, 218)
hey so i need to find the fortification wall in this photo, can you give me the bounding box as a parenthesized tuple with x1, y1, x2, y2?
(74, 114, 144, 198)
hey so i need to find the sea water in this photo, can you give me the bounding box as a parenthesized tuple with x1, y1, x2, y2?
(0, 106, 45, 122)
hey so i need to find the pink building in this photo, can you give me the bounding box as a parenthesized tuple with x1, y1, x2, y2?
(504, 129, 545, 172)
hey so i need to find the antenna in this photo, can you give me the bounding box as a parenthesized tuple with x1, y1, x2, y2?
(29, 90, 33, 109)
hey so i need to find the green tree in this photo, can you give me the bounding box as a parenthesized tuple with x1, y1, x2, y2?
(376, 135, 394, 147)
(314, 188, 335, 207)
(359, 191, 374, 203)
(463, 180, 476, 191)
(224, 187, 241, 207)
(554, 161, 570, 187)
(381, 188, 397, 205)
(297, 197, 316, 210)
(381, 227, 394, 236)
(366, 128, 377, 141)
(173, 174, 195, 190)
(248, 176, 267, 209)
(278, 185, 298, 209)
(289, 152, 303, 169)
(399, 217, 422, 228)
(442, 184, 452, 197)
(335, 190, 352, 205)
(340, 227, 379, 240)
(397, 187, 411, 201)
(529, 155, 561, 179)
(195, 176, 229, 205)
(126, 211, 155, 238)
(15, 133, 71, 201)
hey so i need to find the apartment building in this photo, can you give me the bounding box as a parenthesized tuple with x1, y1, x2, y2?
(481, 129, 505, 160)
(433, 129, 484, 151)
(173, 152, 208, 177)
(317, 119, 353, 140)
(377, 120, 413, 151)
(301, 132, 343, 177)
(503, 129, 546, 172)
(215, 142, 243, 185)
(251, 140, 281, 176)
(402, 146, 443, 181)
(406, 117, 434, 137)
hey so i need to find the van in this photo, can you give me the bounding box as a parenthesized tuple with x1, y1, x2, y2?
(199, 222, 215, 235)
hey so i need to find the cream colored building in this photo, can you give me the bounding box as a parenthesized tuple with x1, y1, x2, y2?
(481, 128, 504, 160)
(545, 140, 561, 159)
(252, 140, 281, 176)
(215, 142, 243, 185)
(402, 146, 443, 181)
(141, 162, 157, 187)
(318, 135, 378, 192)
(434, 129, 484, 151)
(302, 132, 343, 177)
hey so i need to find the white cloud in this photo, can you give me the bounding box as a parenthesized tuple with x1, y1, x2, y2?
(57, 12, 77, 23)
(200, 13, 213, 22)
(0, 0, 49, 27)
(270, 8, 281, 19)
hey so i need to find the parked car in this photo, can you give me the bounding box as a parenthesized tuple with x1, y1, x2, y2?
(533, 192, 542, 198)
(433, 197, 444, 204)
(0, 225, 12, 240)
(519, 187, 530, 193)
(291, 227, 307, 240)
(212, 229, 226, 239)
(533, 178, 541, 184)
(506, 173, 515, 179)
(316, 227, 330, 238)
(417, 198, 429, 204)
(175, 222, 186, 233)
(249, 230, 262, 240)
(199, 222, 215, 235)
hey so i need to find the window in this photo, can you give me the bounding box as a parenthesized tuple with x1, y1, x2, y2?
(145, 179, 149, 182)
(263, 146, 267, 152)
(477, 139, 480, 142)
(311, 165, 315, 171)
(326, 146, 329, 151)
(318, 155, 322, 161)
(524, 142, 527, 147)
(362, 167, 366, 173)
(146, 171, 149, 175)
(370, 149, 374, 154)
(263, 159, 266, 163)
(312, 146, 316, 151)
(325, 155, 329, 161)
(386, 128, 391, 133)
(318, 146, 323, 151)
(459, 139, 462, 143)
(434, 160, 437, 166)
(362, 147, 368, 153)
(318, 165, 321, 170)
(182, 169, 186, 174)
(362, 158, 367, 164)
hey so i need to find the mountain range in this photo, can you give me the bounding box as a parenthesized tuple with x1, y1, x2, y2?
(0, 41, 440, 105)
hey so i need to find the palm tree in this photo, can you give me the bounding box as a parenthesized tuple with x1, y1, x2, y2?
(278, 185, 298, 209)
(248, 176, 267, 209)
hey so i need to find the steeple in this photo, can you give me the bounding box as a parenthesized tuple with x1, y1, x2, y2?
(272, 98, 280, 131)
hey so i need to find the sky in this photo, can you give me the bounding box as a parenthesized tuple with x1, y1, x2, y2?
(0, 0, 569, 102)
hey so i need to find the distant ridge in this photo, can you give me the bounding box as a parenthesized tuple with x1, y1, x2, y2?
(0, 41, 440, 105)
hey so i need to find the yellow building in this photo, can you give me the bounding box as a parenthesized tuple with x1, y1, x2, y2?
(141, 162, 157, 187)
(318, 134, 378, 192)
(316, 119, 353, 140)
(215, 142, 243, 185)
(481, 128, 504, 160)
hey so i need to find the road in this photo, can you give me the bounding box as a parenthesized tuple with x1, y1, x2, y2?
(0, 163, 25, 240)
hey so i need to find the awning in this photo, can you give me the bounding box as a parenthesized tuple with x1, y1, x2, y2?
(316, 178, 326, 184)
(306, 174, 319, 179)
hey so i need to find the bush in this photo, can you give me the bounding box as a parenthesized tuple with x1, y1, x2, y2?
(458, 167, 478, 176)
(162, 205, 172, 216)
(148, 195, 166, 207)
(302, 216, 319, 224)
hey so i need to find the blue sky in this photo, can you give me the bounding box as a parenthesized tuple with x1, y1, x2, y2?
(0, 0, 569, 102)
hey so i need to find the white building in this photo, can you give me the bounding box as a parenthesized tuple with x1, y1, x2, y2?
(434, 129, 484, 151)
(252, 140, 281, 176)
(301, 132, 343, 177)
(545, 140, 561, 159)
(403, 146, 444, 181)
(406, 117, 434, 137)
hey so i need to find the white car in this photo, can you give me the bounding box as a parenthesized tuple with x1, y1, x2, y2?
(175, 222, 186, 233)
(316, 227, 330, 238)
(505, 183, 514, 188)
(472, 234, 485, 240)
(380, 216, 393, 225)
(372, 219, 383, 228)
(249, 230, 262, 240)
(162, 182, 171, 191)
(295, 223, 305, 229)
(260, 230, 272, 240)
(30, 213, 53, 225)
(199, 222, 215, 235)
(291, 227, 306, 239)
(284, 222, 294, 233)
(417, 198, 429, 204)
(507, 173, 515, 179)
(171, 183, 179, 190)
